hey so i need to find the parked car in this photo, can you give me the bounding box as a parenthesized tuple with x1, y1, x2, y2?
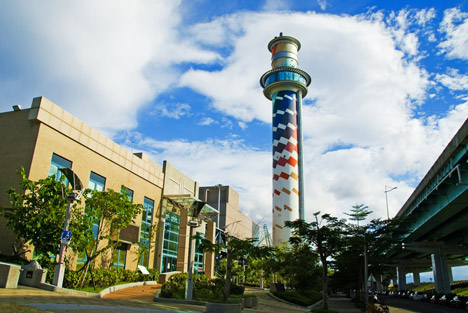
(422, 293, 431, 302)
(412, 292, 424, 301)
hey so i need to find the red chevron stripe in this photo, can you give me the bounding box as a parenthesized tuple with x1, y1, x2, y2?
(277, 157, 287, 166)
(273, 174, 280, 181)
(277, 156, 298, 167)
(274, 189, 281, 196)
(284, 141, 296, 153)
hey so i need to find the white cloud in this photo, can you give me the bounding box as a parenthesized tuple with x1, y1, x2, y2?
(151, 102, 191, 119)
(0, 0, 219, 133)
(175, 10, 468, 222)
(3, 2, 468, 227)
(438, 8, 468, 60)
(436, 69, 468, 90)
(238, 121, 248, 130)
(130, 136, 272, 224)
(317, 0, 328, 10)
(414, 8, 436, 26)
(198, 117, 217, 126)
(262, 0, 290, 11)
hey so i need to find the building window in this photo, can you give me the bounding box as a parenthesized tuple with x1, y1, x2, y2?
(121, 187, 134, 201)
(139, 197, 154, 267)
(48, 153, 72, 183)
(87, 171, 106, 238)
(77, 171, 106, 267)
(88, 172, 106, 191)
(161, 212, 179, 273)
(194, 232, 205, 274)
(112, 243, 127, 268)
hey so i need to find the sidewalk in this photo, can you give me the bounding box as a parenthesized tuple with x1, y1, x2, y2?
(328, 293, 361, 313)
(0, 285, 365, 313)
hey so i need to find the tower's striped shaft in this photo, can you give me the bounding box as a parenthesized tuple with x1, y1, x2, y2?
(260, 34, 310, 246)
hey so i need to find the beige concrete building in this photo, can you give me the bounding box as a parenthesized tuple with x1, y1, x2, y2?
(0, 97, 217, 277)
(199, 186, 260, 240)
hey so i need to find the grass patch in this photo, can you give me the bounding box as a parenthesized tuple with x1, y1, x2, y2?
(273, 289, 321, 306)
(407, 282, 435, 292)
(0, 303, 50, 313)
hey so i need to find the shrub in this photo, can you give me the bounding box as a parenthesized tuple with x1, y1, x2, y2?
(230, 283, 245, 295)
(273, 289, 321, 306)
(160, 273, 188, 299)
(160, 274, 244, 301)
(62, 267, 159, 289)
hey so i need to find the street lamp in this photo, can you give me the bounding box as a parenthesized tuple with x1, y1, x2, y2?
(53, 168, 83, 288)
(186, 219, 199, 300)
(215, 184, 223, 229)
(384, 185, 397, 219)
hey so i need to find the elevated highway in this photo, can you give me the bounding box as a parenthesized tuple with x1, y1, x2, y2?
(386, 118, 468, 293)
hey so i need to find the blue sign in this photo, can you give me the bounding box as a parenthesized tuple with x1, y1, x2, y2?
(61, 230, 72, 244)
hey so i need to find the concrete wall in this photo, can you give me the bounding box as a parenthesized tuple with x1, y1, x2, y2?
(199, 186, 256, 240)
(0, 108, 40, 257)
(0, 97, 165, 270)
(162, 161, 199, 197)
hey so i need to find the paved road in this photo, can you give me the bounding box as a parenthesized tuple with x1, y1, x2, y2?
(384, 296, 464, 313)
(0, 285, 311, 313)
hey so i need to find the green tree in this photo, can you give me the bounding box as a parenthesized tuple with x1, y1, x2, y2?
(286, 212, 346, 310)
(331, 205, 407, 301)
(198, 234, 273, 301)
(77, 187, 142, 287)
(0, 168, 89, 264)
(275, 243, 321, 291)
(345, 204, 372, 227)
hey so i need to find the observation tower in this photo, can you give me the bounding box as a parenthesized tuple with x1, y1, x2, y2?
(260, 33, 310, 246)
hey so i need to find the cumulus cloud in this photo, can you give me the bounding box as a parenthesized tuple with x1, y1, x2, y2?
(0, 0, 219, 133)
(262, 0, 290, 11)
(436, 69, 468, 90)
(176, 9, 468, 221)
(151, 102, 191, 119)
(438, 8, 468, 60)
(198, 117, 216, 126)
(2, 2, 467, 226)
(317, 0, 328, 10)
(128, 136, 272, 223)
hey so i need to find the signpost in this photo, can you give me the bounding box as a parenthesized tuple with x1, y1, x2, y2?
(52, 169, 83, 288)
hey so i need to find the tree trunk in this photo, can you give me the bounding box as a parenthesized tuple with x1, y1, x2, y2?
(321, 256, 328, 310)
(223, 248, 232, 301)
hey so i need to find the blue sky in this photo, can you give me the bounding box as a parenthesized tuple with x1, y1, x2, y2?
(1, 0, 468, 248)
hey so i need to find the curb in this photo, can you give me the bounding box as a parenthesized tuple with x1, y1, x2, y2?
(31, 281, 158, 298)
(99, 281, 158, 297)
(154, 292, 207, 306)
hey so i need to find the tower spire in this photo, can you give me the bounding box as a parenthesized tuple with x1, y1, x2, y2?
(260, 34, 310, 246)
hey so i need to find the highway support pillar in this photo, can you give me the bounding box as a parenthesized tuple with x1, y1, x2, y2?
(397, 266, 406, 291)
(432, 251, 451, 294)
(412, 271, 420, 286)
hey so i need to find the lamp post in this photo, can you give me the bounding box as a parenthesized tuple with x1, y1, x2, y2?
(186, 219, 199, 300)
(52, 168, 82, 288)
(384, 185, 397, 219)
(215, 184, 223, 229)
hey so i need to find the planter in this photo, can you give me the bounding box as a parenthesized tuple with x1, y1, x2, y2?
(206, 302, 242, 313)
(243, 297, 253, 308)
(251, 296, 258, 307)
(243, 296, 258, 308)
